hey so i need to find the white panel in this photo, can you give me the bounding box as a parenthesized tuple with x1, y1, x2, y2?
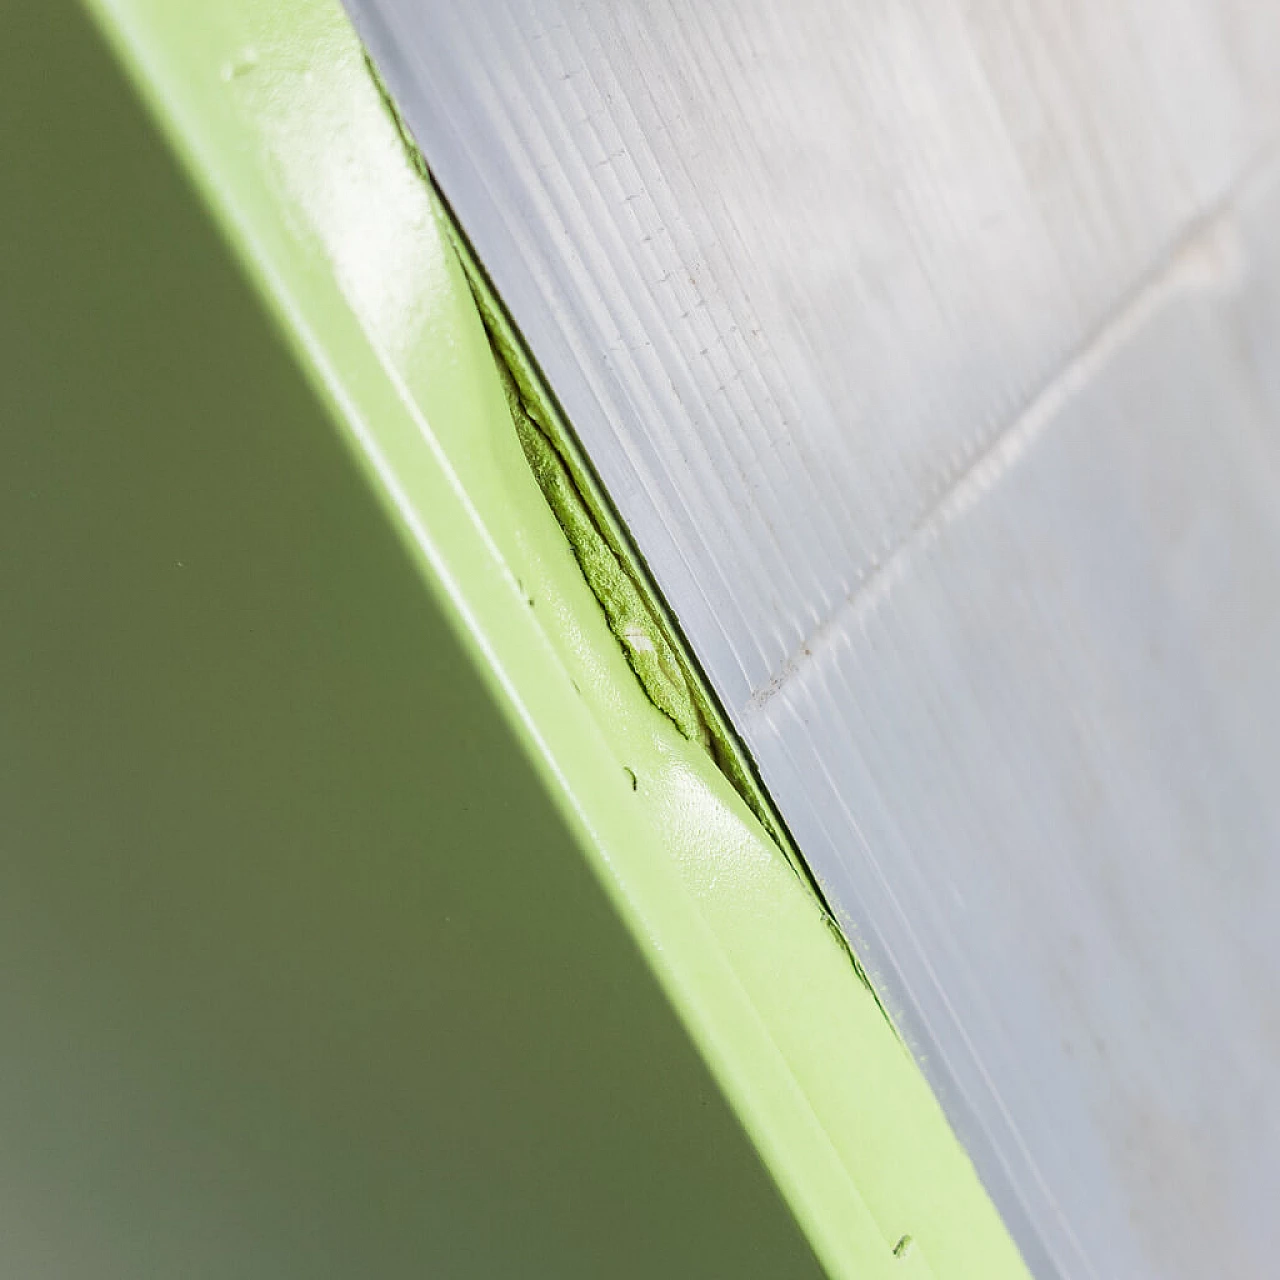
(344, 2, 1280, 1275)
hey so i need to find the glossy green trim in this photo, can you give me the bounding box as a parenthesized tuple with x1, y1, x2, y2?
(82, 1, 1030, 1276)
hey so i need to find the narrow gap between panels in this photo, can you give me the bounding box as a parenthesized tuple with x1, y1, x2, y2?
(362, 52, 894, 1029)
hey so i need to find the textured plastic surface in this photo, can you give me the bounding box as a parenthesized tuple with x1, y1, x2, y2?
(25, 0, 1028, 1276)
(344, 3, 1280, 1277)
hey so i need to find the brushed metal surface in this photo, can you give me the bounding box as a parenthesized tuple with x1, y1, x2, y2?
(344, 2, 1280, 1275)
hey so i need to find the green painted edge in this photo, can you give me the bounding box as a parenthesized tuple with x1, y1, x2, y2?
(79, 2, 1032, 1277)
(490, 305, 710, 748)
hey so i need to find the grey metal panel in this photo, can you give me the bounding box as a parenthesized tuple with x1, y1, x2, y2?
(344, 2, 1280, 1275)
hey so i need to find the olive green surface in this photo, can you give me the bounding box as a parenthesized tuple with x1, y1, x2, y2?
(0, 7, 825, 1276)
